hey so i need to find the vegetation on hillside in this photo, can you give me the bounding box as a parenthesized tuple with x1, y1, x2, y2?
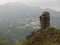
(1, 27, 60, 45)
(24, 27, 60, 45)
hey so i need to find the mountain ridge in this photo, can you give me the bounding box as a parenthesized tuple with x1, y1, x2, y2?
(24, 27, 60, 45)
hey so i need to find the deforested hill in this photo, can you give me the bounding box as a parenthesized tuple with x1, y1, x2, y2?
(24, 12, 60, 45)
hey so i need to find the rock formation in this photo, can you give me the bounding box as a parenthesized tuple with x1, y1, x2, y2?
(26, 12, 50, 39)
(40, 12, 50, 30)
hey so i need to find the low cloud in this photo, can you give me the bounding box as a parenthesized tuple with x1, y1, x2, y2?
(0, 0, 60, 11)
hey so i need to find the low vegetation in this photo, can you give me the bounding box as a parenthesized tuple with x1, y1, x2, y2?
(24, 27, 60, 45)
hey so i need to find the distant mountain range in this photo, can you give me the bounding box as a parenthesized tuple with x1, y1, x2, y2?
(0, 3, 60, 25)
(0, 3, 60, 21)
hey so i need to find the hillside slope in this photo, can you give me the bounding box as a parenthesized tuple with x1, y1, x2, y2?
(24, 27, 60, 45)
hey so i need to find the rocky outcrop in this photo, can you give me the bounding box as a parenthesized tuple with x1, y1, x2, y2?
(40, 12, 50, 30)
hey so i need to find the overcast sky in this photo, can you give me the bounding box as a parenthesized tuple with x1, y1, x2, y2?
(0, 0, 60, 11)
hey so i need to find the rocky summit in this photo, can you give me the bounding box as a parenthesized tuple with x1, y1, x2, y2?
(24, 12, 60, 45)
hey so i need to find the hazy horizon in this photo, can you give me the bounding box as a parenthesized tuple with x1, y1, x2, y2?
(0, 0, 60, 11)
